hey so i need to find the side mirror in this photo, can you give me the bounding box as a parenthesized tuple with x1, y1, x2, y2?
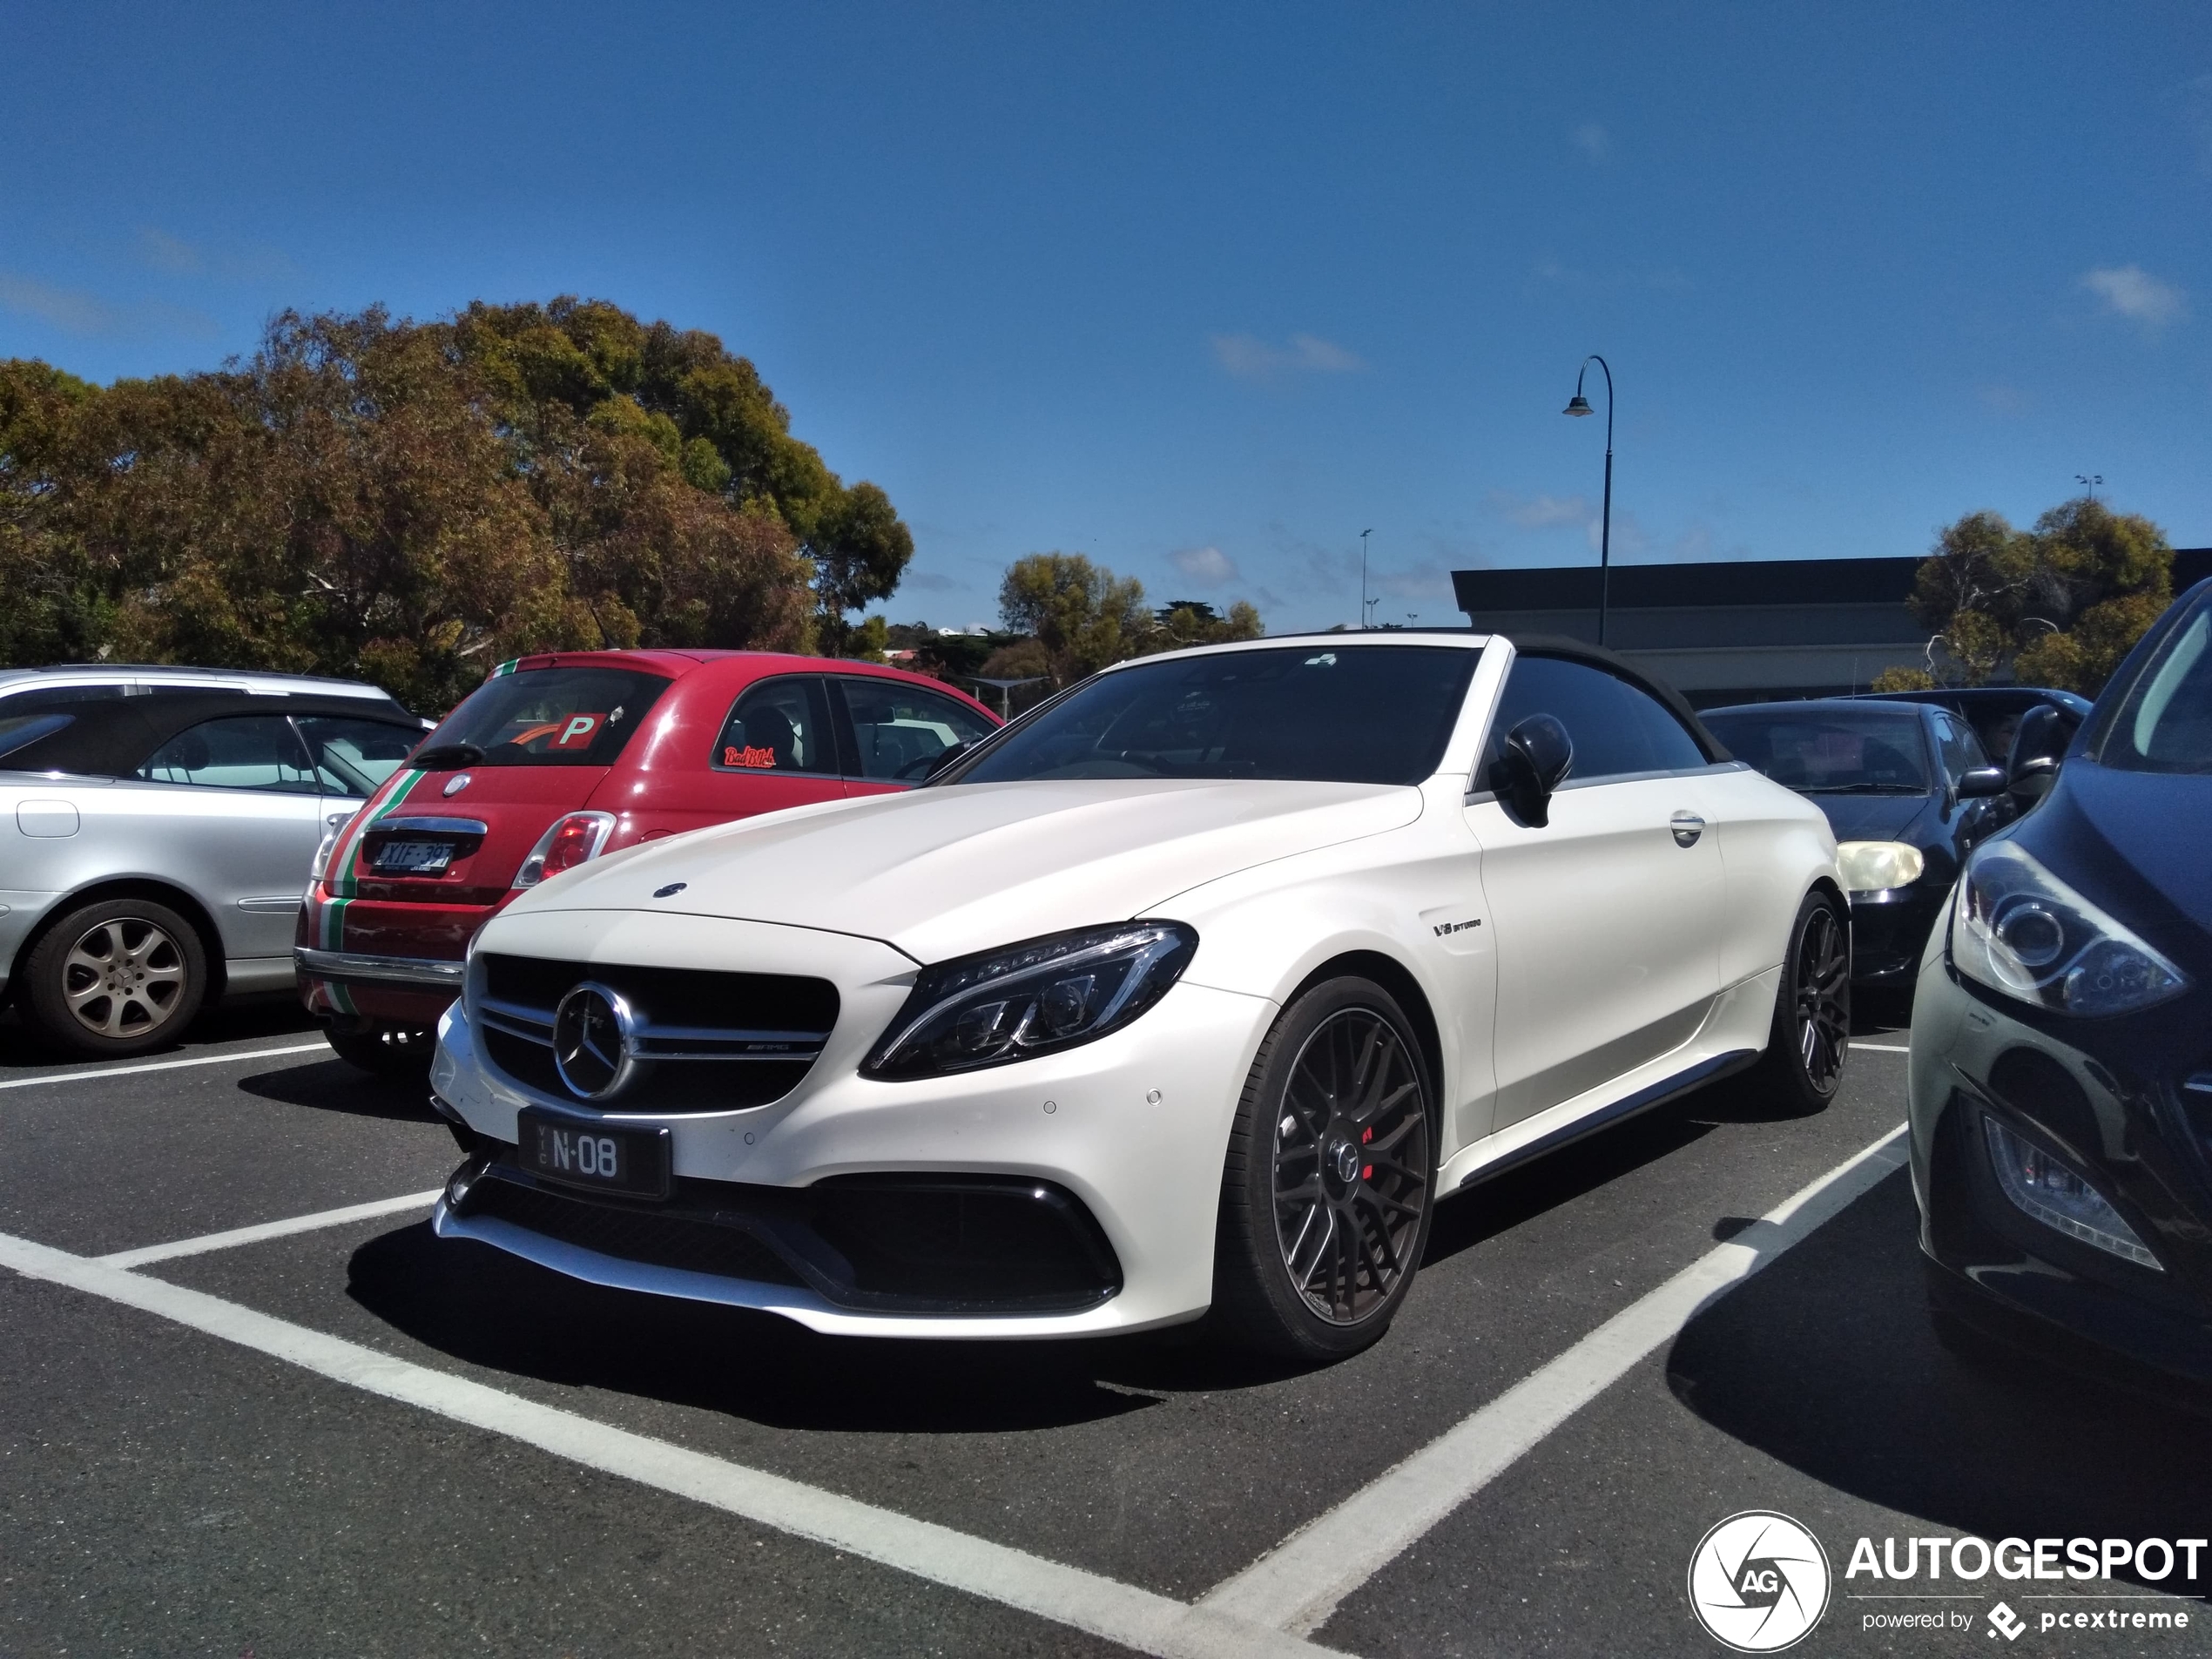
(1493, 713, 1574, 827)
(2006, 704, 2074, 803)
(1956, 765, 2009, 800)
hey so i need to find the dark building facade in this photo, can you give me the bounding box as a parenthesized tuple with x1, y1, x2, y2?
(1453, 549, 2212, 707)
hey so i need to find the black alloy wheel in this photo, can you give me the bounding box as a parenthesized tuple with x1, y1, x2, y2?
(1215, 976, 1436, 1359)
(1750, 890, 1851, 1113)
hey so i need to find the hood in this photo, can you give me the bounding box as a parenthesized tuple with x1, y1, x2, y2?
(509, 778, 1423, 963)
(2038, 762, 2212, 939)
(1799, 791, 1932, 845)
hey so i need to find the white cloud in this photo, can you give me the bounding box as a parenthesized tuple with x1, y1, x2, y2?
(901, 569, 959, 592)
(137, 228, 202, 273)
(0, 272, 219, 339)
(1170, 544, 1239, 584)
(2081, 265, 2187, 328)
(1571, 123, 1609, 163)
(1487, 489, 1594, 529)
(1210, 331, 1365, 380)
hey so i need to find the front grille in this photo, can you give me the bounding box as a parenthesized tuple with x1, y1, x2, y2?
(463, 1176, 806, 1286)
(474, 953, 836, 1112)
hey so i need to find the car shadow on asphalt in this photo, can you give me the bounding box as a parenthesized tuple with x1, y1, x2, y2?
(0, 997, 322, 1073)
(1666, 1168, 2212, 1598)
(236, 1058, 442, 1123)
(345, 1220, 1172, 1433)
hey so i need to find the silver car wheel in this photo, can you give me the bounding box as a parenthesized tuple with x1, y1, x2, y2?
(61, 917, 189, 1039)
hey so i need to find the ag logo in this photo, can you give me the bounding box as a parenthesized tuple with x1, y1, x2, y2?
(1687, 1511, 1831, 1652)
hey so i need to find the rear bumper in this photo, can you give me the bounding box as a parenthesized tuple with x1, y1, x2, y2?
(295, 947, 468, 990)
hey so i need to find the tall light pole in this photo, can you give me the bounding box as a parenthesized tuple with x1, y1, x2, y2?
(2075, 473, 2102, 502)
(1359, 529, 1373, 630)
(1562, 354, 1614, 648)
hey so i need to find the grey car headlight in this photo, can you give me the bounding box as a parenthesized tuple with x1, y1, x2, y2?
(863, 921, 1198, 1080)
(1951, 841, 2188, 1017)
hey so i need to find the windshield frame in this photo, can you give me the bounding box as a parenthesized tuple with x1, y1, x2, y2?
(931, 641, 1485, 789)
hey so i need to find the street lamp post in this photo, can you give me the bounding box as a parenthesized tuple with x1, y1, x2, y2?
(1359, 528, 1373, 630)
(1562, 355, 1615, 648)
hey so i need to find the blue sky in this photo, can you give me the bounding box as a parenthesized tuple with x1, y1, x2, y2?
(3, 2, 2205, 632)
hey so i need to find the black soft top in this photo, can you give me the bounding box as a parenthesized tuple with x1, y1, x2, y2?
(1505, 635, 1734, 765)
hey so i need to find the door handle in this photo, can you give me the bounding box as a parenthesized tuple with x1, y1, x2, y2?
(1669, 812, 1705, 847)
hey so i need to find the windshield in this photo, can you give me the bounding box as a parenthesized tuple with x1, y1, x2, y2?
(952, 644, 1480, 786)
(421, 666, 671, 768)
(1701, 707, 1931, 793)
(2102, 601, 2212, 773)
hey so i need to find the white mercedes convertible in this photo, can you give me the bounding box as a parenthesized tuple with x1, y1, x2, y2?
(428, 634, 1845, 1358)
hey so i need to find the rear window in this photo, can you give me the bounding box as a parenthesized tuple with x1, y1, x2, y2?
(1702, 708, 1931, 793)
(424, 667, 671, 767)
(952, 644, 1480, 786)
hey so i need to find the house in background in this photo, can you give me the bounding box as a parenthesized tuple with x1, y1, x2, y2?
(1452, 549, 2212, 708)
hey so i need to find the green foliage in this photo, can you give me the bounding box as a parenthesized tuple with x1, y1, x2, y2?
(1868, 665, 1939, 692)
(1905, 497, 2172, 695)
(997, 552, 1264, 684)
(0, 298, 908, 711)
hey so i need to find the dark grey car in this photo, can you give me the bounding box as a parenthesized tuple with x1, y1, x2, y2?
(0, 666, 425, 1056)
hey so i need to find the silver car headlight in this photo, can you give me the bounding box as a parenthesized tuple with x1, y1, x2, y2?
(863, 921, 1198, 1080)
(1836, 840, 1924, 894)
(1951, 841, 2188, 1017)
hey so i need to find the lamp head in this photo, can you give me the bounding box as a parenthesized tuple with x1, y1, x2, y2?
(1562, 394, 1594, 418)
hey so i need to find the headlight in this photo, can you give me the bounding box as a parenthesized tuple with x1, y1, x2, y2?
(310, 811, 359, 883)
(1951, 841, 2188, 1017)
(863, 921, 1197, 1080)
(1836, 840, 1924, 894)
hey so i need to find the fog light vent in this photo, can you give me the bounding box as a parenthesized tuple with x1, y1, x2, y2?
(1984, 1116, 2160, 1270)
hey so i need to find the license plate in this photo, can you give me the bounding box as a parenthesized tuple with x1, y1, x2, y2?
(517, 1109, 671, 1198)
(374, 840, 452, 874)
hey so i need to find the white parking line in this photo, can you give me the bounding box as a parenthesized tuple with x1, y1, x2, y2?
(0, 1040, 330, 1093)
(97, 1190, 443, 1269)
(0, 1229, 1340, 1659)
(1197, 1123, 1912, 1636)
(1851, 1042, 1912, 1054)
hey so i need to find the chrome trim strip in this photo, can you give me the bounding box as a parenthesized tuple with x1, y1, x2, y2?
(476, 995, 826, 1058)
(371, 816, 489, 836)
(294, 947, 467, 989)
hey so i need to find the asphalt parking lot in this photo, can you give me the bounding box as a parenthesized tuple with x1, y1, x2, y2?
(3, 1001, 2207, 1658)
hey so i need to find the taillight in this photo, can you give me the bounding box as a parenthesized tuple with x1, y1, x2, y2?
(311, 810, 360, 887)
(513, 811, 617, 888)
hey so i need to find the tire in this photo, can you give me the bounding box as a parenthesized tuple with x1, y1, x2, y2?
(326, 1025, 437, 1079)
(1212, 976, 1438, 1361)
(1748, 889, 1851, 1114)
(21, 896, 209, 1058)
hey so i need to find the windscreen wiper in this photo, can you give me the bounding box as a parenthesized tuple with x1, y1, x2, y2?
(408, 742, 484, 772)
(1797, 782, 1925, 795)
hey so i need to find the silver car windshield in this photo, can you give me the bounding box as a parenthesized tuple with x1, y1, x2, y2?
(951, 645, 1480, 786)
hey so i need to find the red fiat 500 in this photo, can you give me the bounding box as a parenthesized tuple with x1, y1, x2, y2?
(297, 650, 999, 1074)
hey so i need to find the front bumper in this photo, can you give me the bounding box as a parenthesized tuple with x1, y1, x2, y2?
(428, 909, 1278, 1338)
(1908, 924, 2212, 1386)
(1847, 885, 1946, 983)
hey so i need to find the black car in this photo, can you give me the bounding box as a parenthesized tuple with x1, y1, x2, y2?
(1702, 698, 2013, 984)
(1860, 685, 2094, 811)
(1909, 577, 2212, 1386)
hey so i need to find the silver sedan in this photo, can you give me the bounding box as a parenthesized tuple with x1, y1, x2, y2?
(0, 666, 425, 1056)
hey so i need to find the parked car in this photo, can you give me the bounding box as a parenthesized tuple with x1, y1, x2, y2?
(1910, 577, 2212, 1386)
(1860, 685, 2093, 813)
(0, 666, 425, 1056)
(426, 634, 1845, 1359)
(1701, 698, 2013, 987)
(300, 650, 1000, 1076)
